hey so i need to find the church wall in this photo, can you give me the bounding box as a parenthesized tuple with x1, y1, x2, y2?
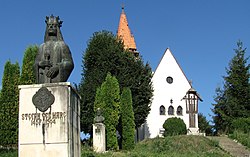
(146, 49, 193, 138)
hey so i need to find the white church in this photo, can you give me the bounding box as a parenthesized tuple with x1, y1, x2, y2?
(117, 7, 203, 140)
(145, 48, 202, 138)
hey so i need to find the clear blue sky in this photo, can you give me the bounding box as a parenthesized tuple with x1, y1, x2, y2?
(0, 1, 250, 122)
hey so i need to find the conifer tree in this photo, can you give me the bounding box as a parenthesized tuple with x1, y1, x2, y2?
(94, 72, 120, 150)
(198, 113, 212, 135)
(0, 61, 20, 146)
(79, 31, 153, 135)
(120, 87, 135, 150)
(213, 41, 250, 133)
(20, 45, 38, 85)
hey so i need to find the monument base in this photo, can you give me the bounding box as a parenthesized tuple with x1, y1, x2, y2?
(93, 123, 105, 152)
(187, 127, 202, 135)
(18, 82, 80, 157)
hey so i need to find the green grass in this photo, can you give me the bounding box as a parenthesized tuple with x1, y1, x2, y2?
(82, 135, 231, 157)
(229, 130, 250, 149)
(0, 136, 231, 157)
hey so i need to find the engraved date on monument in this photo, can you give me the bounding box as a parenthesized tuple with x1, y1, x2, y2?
(22, 112, 66, 126)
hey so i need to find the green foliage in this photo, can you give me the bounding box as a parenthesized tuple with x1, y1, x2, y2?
(212, 87, 230, 134)
(94, 73, 120, 150)
(0, 61, 20, 146)
(231, 118, 250, 133)
(198, 113, 212, 135)
(212, 41, 250, 134)
(81, 144, 95, 157)
(0, 148, 17, 157)
(229, 130, 250, 149)
(163, 117, 187, 136)
(20, 45, 38, 85)
(120, 87, 135, 150)
(229, 118, 250, 148)
(78, 31, 153, 135)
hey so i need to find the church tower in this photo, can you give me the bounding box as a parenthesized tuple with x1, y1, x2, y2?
(117, 6, 139, 57)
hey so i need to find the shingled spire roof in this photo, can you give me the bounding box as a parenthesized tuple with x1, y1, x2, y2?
(117, 6, 138, 55)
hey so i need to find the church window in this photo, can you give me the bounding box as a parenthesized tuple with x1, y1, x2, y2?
(177, 106, 183, 115)
(168, 106, 174, 115)
(166, 76, 173, 84)
(159, 105, 166, 115)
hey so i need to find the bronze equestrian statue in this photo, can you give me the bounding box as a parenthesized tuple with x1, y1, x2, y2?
(34, 15, 74, 84)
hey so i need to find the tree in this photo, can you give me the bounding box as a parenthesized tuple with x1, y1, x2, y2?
(212, 87, 230, 134)
(120, 87, 135, 150)
(212, 41, 250, 134)
(0, 61, 20, 146)
(94, 73, 120, 150)
(20, 45, 38, 85)
(78, 31, 153, 134)
(198, 113, 212, 135)
(224, 41, 250, 117)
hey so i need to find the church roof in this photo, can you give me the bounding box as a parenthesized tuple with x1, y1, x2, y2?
(117, 6, 137, 52)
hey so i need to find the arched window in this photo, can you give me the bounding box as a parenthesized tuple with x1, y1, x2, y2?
(177, 106, 183, 115)
(168, 106, 174, 115)
(159, 105, 165, 115)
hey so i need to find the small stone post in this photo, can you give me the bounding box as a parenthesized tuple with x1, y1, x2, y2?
(93, 108, 106, 152)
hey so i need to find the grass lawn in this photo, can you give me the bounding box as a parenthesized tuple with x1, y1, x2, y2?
(0, 135, 231, 157)
(82, 135, 231, 157)
(229, 130, 250, 149)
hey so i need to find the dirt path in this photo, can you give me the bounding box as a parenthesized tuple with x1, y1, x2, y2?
(207, 136, 250, 157)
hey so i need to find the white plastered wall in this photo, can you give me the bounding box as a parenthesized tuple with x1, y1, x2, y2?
(146, 48, 198, 138)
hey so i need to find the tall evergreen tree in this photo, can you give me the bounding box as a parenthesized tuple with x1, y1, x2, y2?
(120, 87, 135, 150)
(198, 113, 212, 135)
(20, 45, 38, 85)
(78, 31, 153, 134)
(0, 61, 20, 146)
(212, 41, 250, 134)
(94, 73, 120, 150)
(224, 41, 250, 117)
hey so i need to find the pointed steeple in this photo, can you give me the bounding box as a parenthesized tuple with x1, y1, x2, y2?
(117, 6, 139, 56)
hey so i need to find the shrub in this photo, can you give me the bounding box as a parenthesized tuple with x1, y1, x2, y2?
(231, 118, 250, 133)
(163, 117, 187, 136)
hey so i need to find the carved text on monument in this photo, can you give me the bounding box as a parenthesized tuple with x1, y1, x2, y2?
(21, 112, 66, 126)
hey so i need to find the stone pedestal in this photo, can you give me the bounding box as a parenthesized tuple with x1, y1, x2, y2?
(187, 127, 200, 135)
(18, 82, 81, 157)
(93, 123, 105, 152)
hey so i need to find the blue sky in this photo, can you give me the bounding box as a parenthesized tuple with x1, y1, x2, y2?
(0, 1, 250, 122)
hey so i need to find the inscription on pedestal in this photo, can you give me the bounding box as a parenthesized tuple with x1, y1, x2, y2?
(21, 112, 67, 126)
